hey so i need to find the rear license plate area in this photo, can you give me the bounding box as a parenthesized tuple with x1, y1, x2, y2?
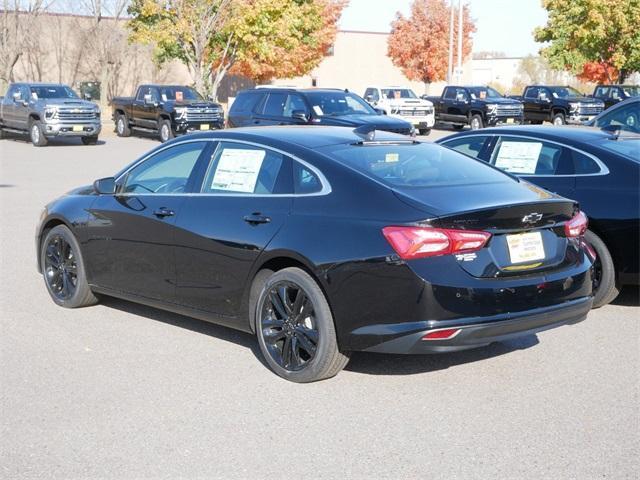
(506, 231, 545, 264)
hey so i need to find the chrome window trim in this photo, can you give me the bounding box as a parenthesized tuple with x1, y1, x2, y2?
(441, 133, 610, 177)
(114, 137, 332, 197)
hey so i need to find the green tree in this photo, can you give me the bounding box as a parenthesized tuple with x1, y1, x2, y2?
(534, 0, 640, 83)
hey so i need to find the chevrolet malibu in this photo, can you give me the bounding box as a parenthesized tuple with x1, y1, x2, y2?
(36, 126, 594, 382)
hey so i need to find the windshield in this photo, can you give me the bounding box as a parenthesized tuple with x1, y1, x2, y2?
(321, 142, 513, 188)
(622, 86, 640, 97)
(158, 86, 203, 102)
(304, 91, 376, 116)
(549, 86, 584, 98)
(381, 88, 418, 99)
(468, 87, 504, 100)
(30, 85, 79, 99)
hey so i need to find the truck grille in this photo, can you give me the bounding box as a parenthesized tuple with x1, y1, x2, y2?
(185, 107, 223, 122)
(394, 108, 433, 116)
(578, 105, 603, 115)
(56, 109, 98, 122)
(496, 105, 523, 116)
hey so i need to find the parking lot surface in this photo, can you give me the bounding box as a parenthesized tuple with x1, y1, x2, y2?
(1, 129, 638, 479)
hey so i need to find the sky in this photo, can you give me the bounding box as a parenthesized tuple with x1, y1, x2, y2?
(339, 0, 549, 57)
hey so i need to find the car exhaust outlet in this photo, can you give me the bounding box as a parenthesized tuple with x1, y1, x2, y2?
(422, 328, 462, 340)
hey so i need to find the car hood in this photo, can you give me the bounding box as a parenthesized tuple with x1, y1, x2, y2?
(382, 98, 434, 107)
(481, 97, 522, 105)
(167, 100, 222, 109)
(37, 99, 97, 109)
(564, 97, 603, 104)
(316, 114, 412, 128)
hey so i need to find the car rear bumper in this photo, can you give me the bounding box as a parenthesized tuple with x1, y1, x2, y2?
(359, 296, 592, 354)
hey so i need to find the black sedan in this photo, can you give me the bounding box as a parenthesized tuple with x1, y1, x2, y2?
(437, 125, 639, 308)
(37, 127, 594, 382)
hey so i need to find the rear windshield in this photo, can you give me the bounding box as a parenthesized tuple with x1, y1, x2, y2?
(322, 142, 514, 188)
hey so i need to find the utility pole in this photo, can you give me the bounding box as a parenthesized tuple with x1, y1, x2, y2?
(447, 1, 454, 83)
(456, 0, 463, 84)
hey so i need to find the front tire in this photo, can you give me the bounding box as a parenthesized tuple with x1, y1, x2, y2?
(29, 120, 48, 147)
(470, 114, 484, 130)
(552, 112, 566, 125)
(115, 113, 131, 137)
(255, 267, 350, 383)
(585, 230, 619, 308)
(418, 128, 431, 136)
(41, 225, 99, 308)
(159, 119, 174, 143)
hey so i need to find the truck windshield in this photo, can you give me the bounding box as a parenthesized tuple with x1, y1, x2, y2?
(468, 87, 503, 100)
(30, 85, 78, 99)
(304, 91, 377, 116)
(549, 86, 584, 98)
(381, 89, 418, 99)
(158, 86, 203, 102)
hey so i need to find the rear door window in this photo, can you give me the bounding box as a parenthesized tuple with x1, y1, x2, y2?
(261, 93, 287, 117)
(229, 92, 263, 113)
(490, 137, 574, 175)
(202, 142, 291, 194)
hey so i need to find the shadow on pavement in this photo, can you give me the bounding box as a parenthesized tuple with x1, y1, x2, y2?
(611, 286, 640, 307)
(346, 335, 540, 376)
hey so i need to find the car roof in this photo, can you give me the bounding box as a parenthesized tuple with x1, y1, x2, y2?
(238, 88, 349, 95)
(169, 126, 409, 149)
(438, 125, 615, 145)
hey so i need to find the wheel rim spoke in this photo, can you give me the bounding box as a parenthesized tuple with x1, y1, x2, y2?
(269, 291, 287, 319)
(44, 235, 77, 300)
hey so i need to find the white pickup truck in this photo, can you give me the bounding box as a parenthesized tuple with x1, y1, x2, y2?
(363, 86, 435, 135)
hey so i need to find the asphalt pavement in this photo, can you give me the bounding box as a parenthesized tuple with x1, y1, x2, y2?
(1, 127, 638, 479)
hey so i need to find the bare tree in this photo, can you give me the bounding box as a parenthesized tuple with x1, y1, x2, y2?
(0, 0, 53, 91)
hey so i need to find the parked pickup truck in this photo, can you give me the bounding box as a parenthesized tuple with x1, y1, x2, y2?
(111, 84, 224, 142)
(511, 85, 604, 125)
(424, 85, 523, 130)
(591, 84, 640, 109)
(363, 86, 435, 135)
(0, 82, 101, 146)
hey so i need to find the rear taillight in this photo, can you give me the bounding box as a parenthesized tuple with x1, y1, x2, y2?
(382, 226, 491, 260)
(422, 328, 461, 340)
(564, 211, 588, 237)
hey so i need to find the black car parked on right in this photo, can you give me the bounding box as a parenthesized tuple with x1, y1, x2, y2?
(227, 88, 414, 135)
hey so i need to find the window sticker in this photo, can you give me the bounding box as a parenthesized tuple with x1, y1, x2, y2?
(494, 141, 543, 174)
(211, 149, 265, 192)
(176, 91, 184, 101)
(385, 153, 399, 163)
(312, 105, 323, 115)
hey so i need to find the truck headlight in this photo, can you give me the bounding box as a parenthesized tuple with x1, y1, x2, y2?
(44, 106, 57, 119)
(569, 102, 580, 112)
(174, 107, 187, 119)
(486, 104, 498, 114)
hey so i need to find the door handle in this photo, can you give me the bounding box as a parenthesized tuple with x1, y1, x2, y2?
(253, 120, 260, 124)
(153, 207, 175, 218)
(243, 213, 271, 225)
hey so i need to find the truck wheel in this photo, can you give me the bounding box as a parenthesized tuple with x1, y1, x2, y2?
(418, 128, 431, 136)
(115, 114, 131, 137)
(585, 230, 620, 308)
(529, 120, 543, 125)
(159, 119, 174, 143)
(470, 114, 484, 130)
(29, 120, 48, 147)
(0, 126, 5, 140)
(552, 112, 566, 125)
(81, 136, 99, 145)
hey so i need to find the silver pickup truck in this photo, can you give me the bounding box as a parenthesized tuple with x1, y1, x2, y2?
(0, 83, 101, 146)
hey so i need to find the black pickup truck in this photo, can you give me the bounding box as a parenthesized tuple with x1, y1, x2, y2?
(111, 85, 224, 142)
(591, 84, 640, 109)
(423, 85, 523, 130)
(511, 85, 604, 125)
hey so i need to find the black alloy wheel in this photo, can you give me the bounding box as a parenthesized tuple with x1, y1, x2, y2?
(44, 234, 78, 301)
(260, 281, 319, 371)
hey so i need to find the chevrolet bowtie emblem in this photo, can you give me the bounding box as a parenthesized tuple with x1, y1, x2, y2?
(522, 212, 543, 223)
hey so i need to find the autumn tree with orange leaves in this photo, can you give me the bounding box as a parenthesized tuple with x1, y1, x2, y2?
(387, 0, 475, 90)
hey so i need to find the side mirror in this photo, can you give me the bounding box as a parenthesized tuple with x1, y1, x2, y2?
(93, 177, 116, 195)
(84, 92, 92, 101)
(291, 110, 309, 123)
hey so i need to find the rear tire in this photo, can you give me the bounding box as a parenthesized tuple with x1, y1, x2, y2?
(115, 113, 131, 137)
(585, 230, 619, 308)
(40, 225, 99, 308)
(552, 112, 566, 126)
(255, 267, 350, 383)
(418, 128, 431, 136)
(0, 126, 5, 139)
(470, 114, 484, 130)
(29, 119, 48, 147)
(159, 119, 174, 143)
(81, 135, 99, 145)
